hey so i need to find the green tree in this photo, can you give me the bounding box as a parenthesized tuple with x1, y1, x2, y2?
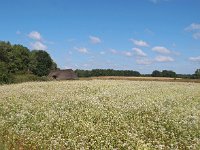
(8, 44, 30, 73)
(151, 70, 162, 77)
(30, 50, 54, 76)
(0, 61, 13, 84)
(51, 62, 58, 70)
(162, 70, 176, 78)
(75, 69, 91, 77)
(194, 69, 200, 79)
(0, 41, 12, 63)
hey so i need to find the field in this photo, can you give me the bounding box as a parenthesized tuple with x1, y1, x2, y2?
(0, 80, 200, 149)
(80, 76, 200, 83)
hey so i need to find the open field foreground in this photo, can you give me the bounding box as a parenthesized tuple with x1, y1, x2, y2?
(0, 80, 200, 149)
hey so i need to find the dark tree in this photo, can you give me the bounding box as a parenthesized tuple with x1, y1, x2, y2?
(30, 50, 54, 76)
(0, 41, 12, 62)
(0, 41, 57, 84)
(194, 69, 200, 79)
(75, 69, 91, 77)
(75, 69, 141, 77)
(0, 61, 13, 84)
(151, 70, 162, 77)
(8, 44, 30, 73)
(162, 70, 176, 78)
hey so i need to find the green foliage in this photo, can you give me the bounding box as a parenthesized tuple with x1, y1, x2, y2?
(151, 70, 162, 77)
(13, 74, 49, 83)
(8, 44, 30, 73)
(75, 69, 141, 77)
(162, 70, 176, 78)
(151, 70, 177, 78)
(0, 41, 57, 84)
(193, 69, 200, 79)
(195, 69, 200, 75)
(75, 69, 91, 77)
(30, 50, 54, 76)
(0, 41, 12, 62)
(0, 62, 13, 84)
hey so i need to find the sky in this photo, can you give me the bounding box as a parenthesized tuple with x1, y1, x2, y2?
(0, 0, 200, 74)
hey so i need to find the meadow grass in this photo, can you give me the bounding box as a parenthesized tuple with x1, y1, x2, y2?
(0, 80, 200, 149)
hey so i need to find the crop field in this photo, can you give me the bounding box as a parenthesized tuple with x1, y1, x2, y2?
(0, 80, 200, 149)
(80, 76, 200, 83)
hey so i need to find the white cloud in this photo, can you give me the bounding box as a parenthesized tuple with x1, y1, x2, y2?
(28, 31, 42, 41)
(89, 36, 101, 44)
(189, 56, 200, 62)
(123, 51, 133, 57)
(136, 59, 152, 65)
(155, 55, 174, 62)
(100, 51, 105, 55)
(28, 31, 48, 50)
(74, 47, 88, 54)
(132, 48, 147, 57)
(185, 23, 200, 40)
(130, 39, 149, 47)
(185, 23, 200, 31)
(152, 46, 171, 54)
(110, 49, 118, 54)
(30, 41, 47, 50)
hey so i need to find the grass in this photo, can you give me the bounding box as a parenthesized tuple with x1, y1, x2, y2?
(0, 80, 200, 149)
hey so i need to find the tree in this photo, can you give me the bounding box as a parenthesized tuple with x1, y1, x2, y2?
(0, 61, 13, 84)
(151, 70, 162, 77)
(194, 69, 200, 79)
(0, 41, 57, 84)
(75, 69, 91, 77)
(30, 50, 54, 76)
(162, 70, 176, 78)
(0, 41, 12, 63)
(75, 69, 141, 77)
(8, 44, 30, 73)
(51, 62, 58, 70)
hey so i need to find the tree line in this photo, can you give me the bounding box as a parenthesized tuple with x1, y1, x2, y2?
(1, 41, 199, 84)
(0, 41, 57, 84)
(151, 70, 176, 78)
(75, 69, 200, 79)
(75, 69, 141, 77)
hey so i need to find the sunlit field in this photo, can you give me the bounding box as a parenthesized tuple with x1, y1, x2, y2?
(0, 80, 200, 149)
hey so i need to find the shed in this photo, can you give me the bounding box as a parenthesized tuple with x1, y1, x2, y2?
(48, 69, 78, 80)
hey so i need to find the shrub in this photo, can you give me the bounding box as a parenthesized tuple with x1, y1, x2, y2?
(13, 74, 49, 83)
(0, 61, 14, 84)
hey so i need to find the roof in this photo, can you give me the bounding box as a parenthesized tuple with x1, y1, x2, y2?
(48, 69, 78, 80)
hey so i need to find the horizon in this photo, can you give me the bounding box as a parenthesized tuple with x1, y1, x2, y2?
(0, 0, 200, 74)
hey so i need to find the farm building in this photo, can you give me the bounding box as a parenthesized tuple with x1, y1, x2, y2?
(48, 69, 78, 80)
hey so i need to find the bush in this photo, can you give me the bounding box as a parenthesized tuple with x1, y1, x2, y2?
(0, 61, 14, 84)
(0, 73, 14, 84)
(13, 74, 49, 83)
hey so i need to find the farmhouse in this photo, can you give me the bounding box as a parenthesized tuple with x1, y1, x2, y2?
(48, 69, 78, 80)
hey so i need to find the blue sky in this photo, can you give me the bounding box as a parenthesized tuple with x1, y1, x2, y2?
(0, 0, 200, 74)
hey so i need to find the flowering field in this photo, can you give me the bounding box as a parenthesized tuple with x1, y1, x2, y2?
(0, 80, 200, 149)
